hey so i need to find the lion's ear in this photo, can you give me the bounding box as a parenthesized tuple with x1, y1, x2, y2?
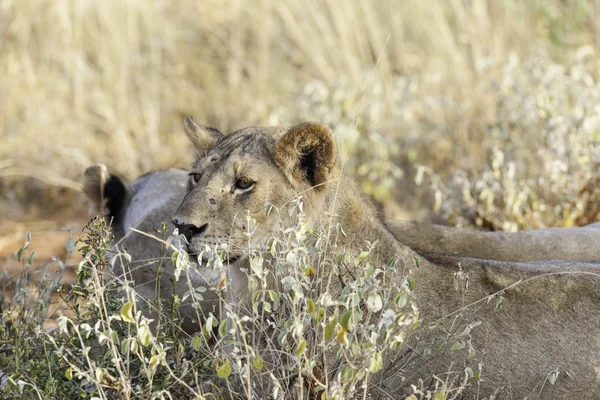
(183, 116, 224, 155)
(83, 163, 128, 220)
(273, 122, 336, 189)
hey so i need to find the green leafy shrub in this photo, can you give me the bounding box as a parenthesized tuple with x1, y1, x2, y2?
(1, 203, 431, 399)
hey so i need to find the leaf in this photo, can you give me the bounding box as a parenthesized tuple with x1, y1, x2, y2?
(193, 292, 204, 302)
(95, 367, 103, 382)
(468, 343, 476, 359)
(191, 335, 202, 351)
(413, 256, 420, 268)
(460, 320, 483, 337)
(278, 330, 288, 345)
(268, 290, 279, 303)
(304, 265, 317, 278)
(253, 355, 264, 371)
(336, 327, 348, 345)
(218, 319, 227, 338)
(495, 296, 506, 312)
(149, 355, 161, 367)
(395, 292, 408, 309)
(26, 252, 35, 266)
(339, 225, 347, 237)
(325, 319, 336, 340)
(306, 298, 315, 314)
(341, 365, 354, 382)
(265, 203, 274, 216)
(250, 254, 264, 275)
(296, 339, 307, 356)
(263, 301, 272, 313)
(369, 351, 383, 373)
(204, 314, 217, 333)
(65, 368, 74, 381)
(16, 380, 25, 395)
(125, 338, 138, 354)
(366, 293, 383, 312)
(433, 390, 447, 400)
(281, 276, 296, 291)
(340, 310, 353, 332)
(65, 237, 76, 254)
(172, 294, 181, 309)
(357, 251, 370, 263)
(450, 340, 466, 351)
(217, 359, 232, 379)
(16, 242, 28, 262)
(120, 302, 135, 323)
(138, 326, 152, 347)
(110, 330, 120, 346)
(268, 237, 279, 257)
(469, 320, 482, 329)
(171, 251, 179, 266)
(356, 369, 366, 381)
(120, 338, 130, 355)
(285, 251, 296, 264)
(316, 307, 325, 324)
(548, 369, 560, 385)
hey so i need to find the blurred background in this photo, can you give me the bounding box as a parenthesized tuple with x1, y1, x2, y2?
(1, 0, 600, 274)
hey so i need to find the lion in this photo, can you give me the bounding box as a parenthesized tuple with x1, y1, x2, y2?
(84, 117, 600, 398)
(387, 219, 600, 261)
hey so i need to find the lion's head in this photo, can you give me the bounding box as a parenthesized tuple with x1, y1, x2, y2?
(172, 116, 338, 260)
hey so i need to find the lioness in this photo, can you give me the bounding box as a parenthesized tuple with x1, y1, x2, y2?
(387, 219, 600, 261)
(84, 118, 600, 398)
(173, 118, 600, 398)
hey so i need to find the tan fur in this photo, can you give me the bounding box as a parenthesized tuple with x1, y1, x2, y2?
(183, 116, 224, 157)
(173, 122, 399, 268)
(82, 163, 109, 216)
(85, 118, 600, 398)
(171, 119, 600, 398)
(273, 122, 336, 190)
(387, 220, 600, 261)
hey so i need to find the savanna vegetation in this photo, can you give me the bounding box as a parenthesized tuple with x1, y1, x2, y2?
(1, 0, 600, 398)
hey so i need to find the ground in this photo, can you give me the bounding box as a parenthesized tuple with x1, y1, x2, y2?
(0, 213, 87, 328)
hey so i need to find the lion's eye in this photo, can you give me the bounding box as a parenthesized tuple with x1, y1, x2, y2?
(234, 177, 254, 191)
(189, 173, 202, 187)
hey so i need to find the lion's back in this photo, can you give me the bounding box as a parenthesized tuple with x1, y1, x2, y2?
(118, 168, 189, 241)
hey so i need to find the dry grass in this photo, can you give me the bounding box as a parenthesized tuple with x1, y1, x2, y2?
(1, 3, 600, 397)
(0, 0, 599, 227)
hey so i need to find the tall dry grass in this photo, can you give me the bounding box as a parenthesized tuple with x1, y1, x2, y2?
(0, 0, 599, 227)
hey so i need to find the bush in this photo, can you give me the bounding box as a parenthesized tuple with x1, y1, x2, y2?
(0, 200, 432, 399)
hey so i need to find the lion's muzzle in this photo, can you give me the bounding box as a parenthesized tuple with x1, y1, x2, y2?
(172, 218, 209, 243)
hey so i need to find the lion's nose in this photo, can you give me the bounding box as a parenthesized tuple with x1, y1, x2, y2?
(172, 218, 209, 243)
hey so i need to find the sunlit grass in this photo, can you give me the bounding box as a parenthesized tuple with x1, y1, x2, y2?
(1, 0, 599, 227)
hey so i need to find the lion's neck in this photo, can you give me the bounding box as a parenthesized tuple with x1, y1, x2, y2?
(321, 173, 410, 266)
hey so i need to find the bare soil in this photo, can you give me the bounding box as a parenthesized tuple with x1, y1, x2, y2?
(0, 213, 89, 328)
